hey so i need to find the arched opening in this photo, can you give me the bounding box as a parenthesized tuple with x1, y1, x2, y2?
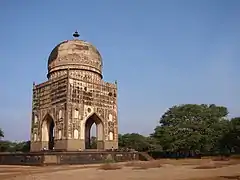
(85, 113, 104, 150)
(41, 114, 55, 150)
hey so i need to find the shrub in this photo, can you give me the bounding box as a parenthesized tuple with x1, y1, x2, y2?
(99, 163, 122, 170)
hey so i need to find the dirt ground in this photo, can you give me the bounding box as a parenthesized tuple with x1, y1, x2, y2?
(0, 159, 240, 180)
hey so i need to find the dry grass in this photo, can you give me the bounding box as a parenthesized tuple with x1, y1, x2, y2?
(158, 158, 209, 166)
(100, 157, 240, 171)
(188, 175, 240, 180)
(125, 160, 162, 170)
(98, 163, 122, 170)
(194, 159, 240, 169)
(219, 175, 240, 179)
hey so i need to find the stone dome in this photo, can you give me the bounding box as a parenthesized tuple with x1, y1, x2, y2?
(47, 39, 103, 79)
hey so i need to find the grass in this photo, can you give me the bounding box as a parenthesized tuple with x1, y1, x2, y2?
(125, 160, 162, 170)
(98, 157, 122, 171)
(98, 163, 122, 170)
(194, 159, 240, 169)
(123, 156, 240, 170)
(219, 175, 240, 179)
(188, 175, 240, 180)
(159, 158, 208, 166)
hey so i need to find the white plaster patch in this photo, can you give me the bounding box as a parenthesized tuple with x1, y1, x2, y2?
(74, 129, 79, 139)
(34, 115, 38, 123)
(42, 121, 48, 141)
(109, 114, 113, 122)
(109, 132, 113, 141)
(34, 133, 37, 141)
(58, 130, 62, 139)
(59, 110, 63, 119)
(80, 120, 84, 139)
(74, 109, 79, 118)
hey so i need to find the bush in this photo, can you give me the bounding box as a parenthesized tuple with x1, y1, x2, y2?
(99, 163, 122, 170)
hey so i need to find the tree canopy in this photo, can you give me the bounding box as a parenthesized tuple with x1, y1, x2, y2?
(0, 128, 4, 138)
(151, 104, 232, 155)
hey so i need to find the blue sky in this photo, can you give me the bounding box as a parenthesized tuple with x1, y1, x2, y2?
(0, 0, 239, 141)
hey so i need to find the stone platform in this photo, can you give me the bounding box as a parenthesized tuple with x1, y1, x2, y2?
(0, 150, 141, 166)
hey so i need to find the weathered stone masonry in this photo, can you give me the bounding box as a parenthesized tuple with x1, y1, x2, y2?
(30, 34, 118, 151)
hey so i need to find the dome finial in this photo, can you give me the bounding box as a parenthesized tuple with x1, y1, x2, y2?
(73, 30, 80, 38)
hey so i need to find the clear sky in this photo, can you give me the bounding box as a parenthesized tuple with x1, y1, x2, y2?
(0, 0, 239, 141)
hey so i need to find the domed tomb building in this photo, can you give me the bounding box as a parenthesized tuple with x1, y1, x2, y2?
(30, 32, 118, 151)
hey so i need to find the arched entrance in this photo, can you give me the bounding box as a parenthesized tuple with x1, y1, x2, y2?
(41, 114, 55, 150)
(85, 113, 104, 150)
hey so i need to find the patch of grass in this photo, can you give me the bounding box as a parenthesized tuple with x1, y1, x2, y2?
(188, 175, 240, 180)
(155, 158, 211, 166)
(125, 160, 162, 170)
(194, 159, 240, 169)
(194, 165, 219, 169)
(124, 161, 141, 167)
(193, 156, 240, 170)
(219, 175, 240, 179)
(98, 163, 122, 170)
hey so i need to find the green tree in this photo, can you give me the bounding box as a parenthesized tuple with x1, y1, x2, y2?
(0, 128, 4, 138)
(90, 136, 97, 149)
(0, 140, 30, 152)
(15, 141, 30, 152)
(118, 133, 152, 151)
(220, 117, 240, 153)
(151, 104, 229, 155)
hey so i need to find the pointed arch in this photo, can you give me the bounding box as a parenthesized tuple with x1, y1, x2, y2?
(84, 112, 103, 124)
(41, 113, 56, 127)
(83, 112, 104, 149)
(41, 113, 55, 150)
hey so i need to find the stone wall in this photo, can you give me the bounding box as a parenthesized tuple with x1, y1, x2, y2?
(0, 151, 139, 166)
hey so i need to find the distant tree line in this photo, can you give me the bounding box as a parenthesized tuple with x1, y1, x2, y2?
(0, 104, 239, 158)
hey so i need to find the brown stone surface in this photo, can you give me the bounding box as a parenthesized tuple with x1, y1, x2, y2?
(30, 36, 118, 152)
(0, 159, 240, 180)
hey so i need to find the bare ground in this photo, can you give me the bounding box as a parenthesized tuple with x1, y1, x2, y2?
(0, 159, 240, 180)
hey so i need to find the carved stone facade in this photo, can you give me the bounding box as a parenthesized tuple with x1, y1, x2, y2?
(30, 37, 118, 152)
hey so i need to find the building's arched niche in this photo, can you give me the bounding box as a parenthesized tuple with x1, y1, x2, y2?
(74, 129, 79, 139)
(33, 133, 37, 141)
(74, 109, 79, 118)
(109, 132, 114, 141)
(109, 114, 113, 122)
(58, 130, 62, 139)
(59, 110, 63, 119)
(34, 115, 38, 124)
(41, 114, 55, 150)
(84, 113, 104, 149)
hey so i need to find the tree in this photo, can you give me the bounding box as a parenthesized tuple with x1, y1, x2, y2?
(118, 133, 152, 151)
(220, 117, 240, 153)
(0, 141, 30, 152)
(15, 141, 30, 152)
(0, 128, 4, 138)
(90, 136, 97, 149)
(151, 104, 229, 156)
